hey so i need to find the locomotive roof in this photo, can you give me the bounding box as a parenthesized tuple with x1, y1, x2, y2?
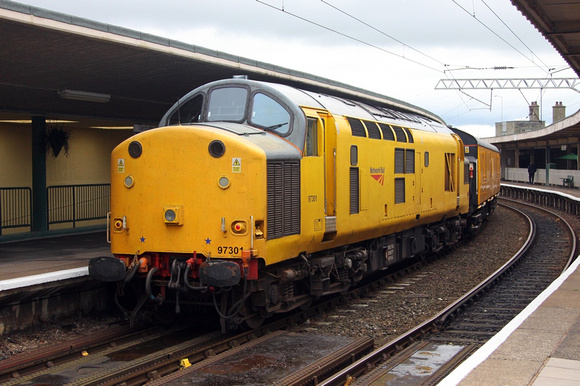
(160, 78, 453, 136)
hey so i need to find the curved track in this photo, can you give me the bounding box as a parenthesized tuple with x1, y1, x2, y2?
(319, 200, 576, 385)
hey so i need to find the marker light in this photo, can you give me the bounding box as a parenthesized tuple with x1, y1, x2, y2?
(124, 175, 134, 188)
(218, 176, 230, 189)
(231, 220, 247, 234)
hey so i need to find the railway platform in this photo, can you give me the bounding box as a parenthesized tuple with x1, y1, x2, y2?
(442, 181, 580, 385)
(0, 231, 110, 290)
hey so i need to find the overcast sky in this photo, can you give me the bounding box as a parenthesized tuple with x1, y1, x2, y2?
(14, 0, 580, 137)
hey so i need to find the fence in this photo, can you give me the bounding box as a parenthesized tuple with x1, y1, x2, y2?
(47, 184, 110, 228)
(0, 184, 110, 235)
(0, 187, 32, 235)
(503, 167, 579, 187)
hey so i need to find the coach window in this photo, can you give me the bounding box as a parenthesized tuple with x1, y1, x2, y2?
(207, 87, 247, 122)
(251, 93, 291, 136)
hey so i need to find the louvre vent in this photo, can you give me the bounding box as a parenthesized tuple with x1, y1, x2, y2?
(395, 178, 405, 203)
(363, 120, 381, 139)
(267, 161, 300, 239)
(347, 117, 367, 137)
(393, 126, 407, 142)
(404, 128, 414, 143)
(405, 149, 415, 173)
(350, 167, 359, 214)
(395, 148, 405, 174)
(379, 123, 395, 141)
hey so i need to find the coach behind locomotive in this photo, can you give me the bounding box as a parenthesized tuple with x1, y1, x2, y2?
(89, 78, 500, 329)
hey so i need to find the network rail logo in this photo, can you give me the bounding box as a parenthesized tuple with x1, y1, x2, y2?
(370, 166, 385, 185)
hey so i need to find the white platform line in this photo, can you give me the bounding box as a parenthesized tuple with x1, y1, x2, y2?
(439, 255, 580, 385)
(0, 267, 89, 292)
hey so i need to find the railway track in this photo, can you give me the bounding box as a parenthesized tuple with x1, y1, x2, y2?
(2, 200, 574, 385)
(319, 200, 577, 385)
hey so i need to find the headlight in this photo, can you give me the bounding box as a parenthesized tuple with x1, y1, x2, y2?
(163, 206, 183, 225)
(209, 140, 225, 158)
(128, 141, 142, 158)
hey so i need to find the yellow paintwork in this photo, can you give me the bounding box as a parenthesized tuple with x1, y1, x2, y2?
(477, 145, 501, 205)
(111, 107, 473, 267)
(110, 126, 266, 258)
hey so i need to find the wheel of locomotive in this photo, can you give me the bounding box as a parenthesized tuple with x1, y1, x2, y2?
(238, 299, 267, 330)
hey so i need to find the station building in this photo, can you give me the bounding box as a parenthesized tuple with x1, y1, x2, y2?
(0, 1, 423, 240)
(488, 101, 580, 187)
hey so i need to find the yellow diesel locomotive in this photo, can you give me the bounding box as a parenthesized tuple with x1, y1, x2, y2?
(89, 78, 500, 329)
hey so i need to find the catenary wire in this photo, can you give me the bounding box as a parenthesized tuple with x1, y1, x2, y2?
(256, 0, 444, 73)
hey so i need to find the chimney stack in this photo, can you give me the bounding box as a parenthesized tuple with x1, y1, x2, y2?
(529, 101, 540, 122)
(553, 101, 566, 123)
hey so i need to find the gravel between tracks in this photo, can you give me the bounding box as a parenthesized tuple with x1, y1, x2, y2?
(2, 204, 577, 358)
(297, 205, 531, 345)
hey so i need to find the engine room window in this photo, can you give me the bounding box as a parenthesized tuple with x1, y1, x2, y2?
(425, 152, 430, 167)
(168, 94, 203, 125)
(207, 87, 248, 122)
(306, 118, 319, 156)
(350, 145, 358, 166)
(251, 93, 291, 136)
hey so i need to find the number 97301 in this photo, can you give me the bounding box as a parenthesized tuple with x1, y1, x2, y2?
(217, 246, 242, 255)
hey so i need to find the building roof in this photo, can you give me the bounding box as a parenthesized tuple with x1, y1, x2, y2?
(0, 0, 441, 130)
(511, 0, 580, 79)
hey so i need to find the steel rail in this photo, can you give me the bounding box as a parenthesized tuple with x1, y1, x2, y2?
(318, 203, 536, 386)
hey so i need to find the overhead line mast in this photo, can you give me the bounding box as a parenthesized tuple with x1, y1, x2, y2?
(435, 78, 580, 93)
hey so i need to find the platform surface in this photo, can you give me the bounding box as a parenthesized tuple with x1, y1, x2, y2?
(0, 231, 110, 284)
(442, 247, 580, 385)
